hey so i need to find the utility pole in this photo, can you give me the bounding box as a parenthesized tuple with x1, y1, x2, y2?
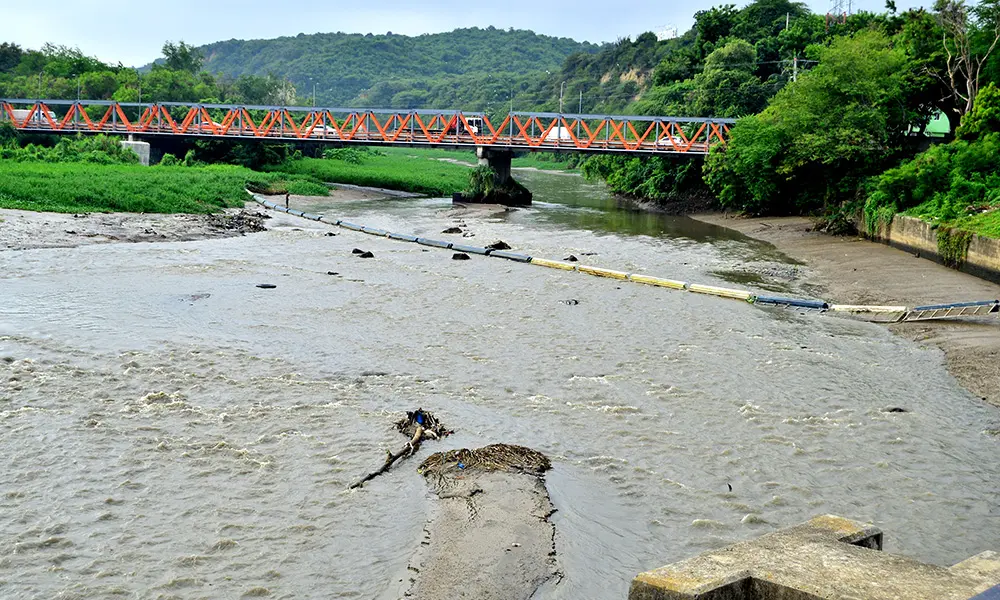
(786, 12, 790, 29)
(579, 90, 583, 114)
(136, 70, 142, 104)
(559, 81, 565, 113)
(793, 56, 799, 83)
(826, 0, 850, 29)
(76, 74, 82, 101)
(37, 72, 42, 99)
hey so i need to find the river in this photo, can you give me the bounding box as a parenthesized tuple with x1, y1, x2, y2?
(1, 169, 998, 599)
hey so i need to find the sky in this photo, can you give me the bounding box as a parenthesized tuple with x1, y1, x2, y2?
(4, 0, 929, 67)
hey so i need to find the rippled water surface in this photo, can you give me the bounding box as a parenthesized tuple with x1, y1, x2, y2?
(2, 170, 998, 599)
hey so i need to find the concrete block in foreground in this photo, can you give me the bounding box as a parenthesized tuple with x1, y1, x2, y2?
(630, 515, 1000, 600)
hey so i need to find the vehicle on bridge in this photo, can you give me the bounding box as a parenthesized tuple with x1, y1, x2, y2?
(8, 108, 58, 124)
(443, 116, 482, 136)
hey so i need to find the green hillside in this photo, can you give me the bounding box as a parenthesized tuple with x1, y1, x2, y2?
(198, 27, 598, 107)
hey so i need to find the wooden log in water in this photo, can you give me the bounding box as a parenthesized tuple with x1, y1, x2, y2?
(349, 409, 450, 490)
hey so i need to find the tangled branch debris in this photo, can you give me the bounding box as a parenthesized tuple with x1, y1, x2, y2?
(418, 444, 551, 493)
(349, 409, 452, 489)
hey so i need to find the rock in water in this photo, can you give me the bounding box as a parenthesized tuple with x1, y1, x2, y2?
(256, 284, 277, 289)
(405, 445, 557, 600)
(442, 227, 463, 234)
(486, 240, 512, 251)
(452, 253, 471, 261)
(564, 255, 579, 262)
(358, 251, 375, 259)
(352, 248, 365, 254)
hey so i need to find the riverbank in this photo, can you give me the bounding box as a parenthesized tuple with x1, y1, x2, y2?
(0, 184, 406, 251)
(0, 206, 272, 250)
(270, 149, 469, 197)
(692, 214, 1000, 409)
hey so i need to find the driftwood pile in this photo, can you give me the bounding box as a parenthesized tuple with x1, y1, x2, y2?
(349, 409, 452, 489)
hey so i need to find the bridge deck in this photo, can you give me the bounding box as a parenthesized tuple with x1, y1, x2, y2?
(1, 99, 734, 155)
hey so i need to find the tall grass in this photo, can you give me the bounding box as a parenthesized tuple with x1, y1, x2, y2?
(0, 163, 328, 213)
(270, 150, 470, 196)
(372, 146, 580, 172)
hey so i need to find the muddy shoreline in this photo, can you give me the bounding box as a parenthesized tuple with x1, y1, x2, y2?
(692, 214, 1000, 409)
(0, 185, 403, 251)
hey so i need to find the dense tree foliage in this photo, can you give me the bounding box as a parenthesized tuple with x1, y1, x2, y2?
(701, 0, 1000, 223)
(863, 83, 1000, 237)
(705, 30, 930, 214)
(196, 27, 597, 107)
(161, 41, 205, 74)
(0, 42, 296, 106)
(566, 0, 842, 203)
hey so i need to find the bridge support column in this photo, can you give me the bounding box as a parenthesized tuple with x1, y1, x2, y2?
(121, 134, 151, 166)
(454, 147, 531, 206)
(477, 147, 512, 184)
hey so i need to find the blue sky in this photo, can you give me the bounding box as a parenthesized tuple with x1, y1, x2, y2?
(5, 0, 927, 66)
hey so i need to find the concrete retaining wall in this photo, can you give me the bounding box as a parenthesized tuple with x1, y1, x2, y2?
(870, 215, 1000, 285)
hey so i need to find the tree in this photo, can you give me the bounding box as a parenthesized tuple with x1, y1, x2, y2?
(704, 30, 926, 214)
(689, 40, 771, 117)
(161, 41, 204, 74)
(934, 0, 1000, 122)
(957, 82, 1000, 138)
(80, 71, 119, 100)
(733, 0, 809, 42)
(694, 4, 739, 56)
(0, 42, 22, 73)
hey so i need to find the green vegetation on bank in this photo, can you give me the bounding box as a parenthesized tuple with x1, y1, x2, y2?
(268, 148, 469, 197)
(0, 130, 328, 213)
(864, 84, 1000, 239)
(698, 1, 1000, 243)
(704, 29, 921, 216)
(0, 162, 327, 213)
(511, 153, 581, 171)
(0, 133, 140, 164)
(342, 146, 580, 172)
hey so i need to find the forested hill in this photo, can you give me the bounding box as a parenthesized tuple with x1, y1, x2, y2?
(198, 27, 599, 106)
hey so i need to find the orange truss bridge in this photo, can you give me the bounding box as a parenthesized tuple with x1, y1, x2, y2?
(1, 99, 735, 155)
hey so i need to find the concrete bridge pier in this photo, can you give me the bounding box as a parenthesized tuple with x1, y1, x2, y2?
(457, 147, 531, 206)
(121, 134, 151, 166)
(477, 147, 513, 184)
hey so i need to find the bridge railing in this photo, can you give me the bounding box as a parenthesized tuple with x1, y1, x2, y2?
(0, 99, 735, 155)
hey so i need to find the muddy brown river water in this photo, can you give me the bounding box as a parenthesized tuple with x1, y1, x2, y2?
(1, 170, 998, 599)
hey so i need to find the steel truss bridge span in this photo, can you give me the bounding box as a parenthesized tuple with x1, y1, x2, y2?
(2, 99, 735, 156)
